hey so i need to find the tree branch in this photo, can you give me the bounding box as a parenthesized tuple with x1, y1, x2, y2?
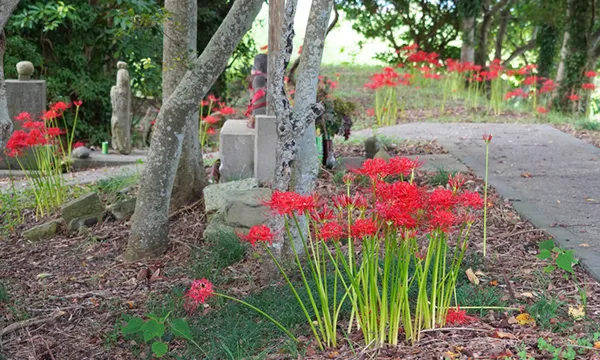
(502, 37, 537, 65)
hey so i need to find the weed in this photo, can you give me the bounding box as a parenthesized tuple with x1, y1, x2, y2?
(332, 170, 346, 186)
(188, 229, 248, 282)
(0, 282, 9, 303)
(527, 296, 571, 332)
(454, 283, 506, 317)
(576, 119, 600, 131)
(429, 167, 455, 187)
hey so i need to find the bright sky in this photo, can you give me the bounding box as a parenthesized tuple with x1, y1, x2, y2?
(251, 1, 389, 65)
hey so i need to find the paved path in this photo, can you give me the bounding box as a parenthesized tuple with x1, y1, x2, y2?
(356, 123, 600, 279)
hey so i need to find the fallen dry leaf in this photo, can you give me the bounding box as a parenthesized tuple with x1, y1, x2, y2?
(515, 313, 536, 326)
(465, 268, 480, 286)
(494, 331, 517, 339)
(521, 172, 533, 178)
(520, 292, 535, 298)
(568, 305, 585, 321)
(580, 243, 591, 247)
(474, 270, 487, 277)
(489, 279, 498, 286)
(593, 341, 600, 349)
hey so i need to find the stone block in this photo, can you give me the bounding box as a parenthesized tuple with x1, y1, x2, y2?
(61, 193, 105, 231)
(223, 188, 272, 229)
(203, 178, 259, 213)
(254, 115, 277, 184)
(23, 219, 62, 242)
(107, 197, 137, 220)
(219, 120, 256, 182)
(6, 80, 46, 129)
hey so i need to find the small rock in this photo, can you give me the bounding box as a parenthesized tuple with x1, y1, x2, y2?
(61, 193, 105, 232)
(203, 178, 259, 213)
(364, 136, 383, 159)
(23, 219, 62, 242)
(72, 146, 91, 159)
(223, 188, 272, 228)
(374, 148, 390, 160)
(107, 198, 136, 220)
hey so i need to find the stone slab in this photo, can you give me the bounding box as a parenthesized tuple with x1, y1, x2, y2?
(354, 123, 600, 280)
(6, 80, 46, 129)
(335, 154, 469, 173)
(23, 219, 62, 242)
(223, 188, 273, 229)
(219, 120, 256, 182)
(254, 115, 277, 184)
(203, 178, 259, 213)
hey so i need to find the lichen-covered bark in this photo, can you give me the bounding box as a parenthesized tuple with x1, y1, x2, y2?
(0, 0, 20, 151)
(270, 0, 331, 257)
(125, 0, 264, 260)
(163, 0, 207, 210)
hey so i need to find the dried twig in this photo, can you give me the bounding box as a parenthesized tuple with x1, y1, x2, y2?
(1, 311, 65, 337)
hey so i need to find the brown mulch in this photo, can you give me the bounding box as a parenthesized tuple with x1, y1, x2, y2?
(334, 139, 447, 159)
(554, 124, 600, 149)
(1, 143, 600, 359)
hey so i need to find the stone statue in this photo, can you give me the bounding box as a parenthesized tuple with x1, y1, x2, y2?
(16, 61, 34, 80)
(110, 61, 132, 154)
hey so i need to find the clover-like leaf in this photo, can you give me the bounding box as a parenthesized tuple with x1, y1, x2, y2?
(170, 318, 193, 341)
(140, 319, 165, 343)
(151, 341, 168, 358)
(121, 317, 144, 336)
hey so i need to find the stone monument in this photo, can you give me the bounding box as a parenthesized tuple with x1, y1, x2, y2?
(110, 61, 132, 154)
(245, 54, 268, 121)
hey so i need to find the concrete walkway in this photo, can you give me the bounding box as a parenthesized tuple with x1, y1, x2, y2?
(356, 123, 600, 279)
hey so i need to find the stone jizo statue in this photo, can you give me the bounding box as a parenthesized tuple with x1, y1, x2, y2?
(16, 61, 34, 81)
(110, 61, 132, 154)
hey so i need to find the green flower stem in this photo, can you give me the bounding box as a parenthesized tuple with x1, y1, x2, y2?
(214, 292, 297, 342)
(483, 141, 490, 257)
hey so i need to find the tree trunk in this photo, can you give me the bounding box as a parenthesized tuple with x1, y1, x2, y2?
(163, 0, 207, 210)
(124, 0, 264, 261)
(460, 16, 475, 63)
(494, 7, 510, 60)
(0, 0, 20, 151)
(475, 0, 492, 66)
(267, 0, 284, 115)
(556, 31, 570, 85)
(290, 0, 332, 197)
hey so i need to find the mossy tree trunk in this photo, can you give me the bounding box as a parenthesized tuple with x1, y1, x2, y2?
(0, 0, 20, 150)
(125, 0, 264, 260)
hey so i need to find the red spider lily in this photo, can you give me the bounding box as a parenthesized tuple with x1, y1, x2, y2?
(218, 106, 235, 115)
(207, 94, 220, 102)
(327, 80, 338, 89)
(294, 193, 317, 214)
(457, 191, 483, 209)
(298, 45, 303, 54)
(73, 100, 83, 107)
(375, 202, 418, 229)
(7, 129, 50, 157)
(427, 188, 457, 210)
(375, 181, 422, 209)
(260, 45, 268, 51)
(342, 173, 355, 185)
(206, 128, 216, 136)
(51, 101, 70, 113)
(200, 100, 210, 107)
(317, 222, 344, 241)
(523, 76, 538, 86)
(482, 134, 493, 143)
(448, 173, 466, 191)
(352, 158, 389, 180)
(14, 112, 32, 121)
(264, 191, 315, 216)
(238, 224, 273, 246)
(309, 205, 336, 223)
(582, 83, 596, 90)
(445, 307, 476, 325)
(350, 218, 377, 238)
(72, 141, 85, 149)
(387, 156, 422, 177)
(539, 79, 556, 93)
(41, 109, 59, 121)
(568, 94, 580, 101)
(585, 70, 597, 78)
(332, 193, 367, 210)
(186, 279, 214, 305)
(504, 88, 528, 100)
(429, 209, 456, 232)
(401, 43, 419, 52)
(537, 106, 549, 114)
(22, 121, 45, 129)
(45, 127, 65, 137)
(202, 115, 219, 124)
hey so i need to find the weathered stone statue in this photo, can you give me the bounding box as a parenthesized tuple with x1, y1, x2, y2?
(16, 61, 34, 80)
(110, 61, 132, 154)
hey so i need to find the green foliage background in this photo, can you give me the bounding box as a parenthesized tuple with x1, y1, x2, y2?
(5, 0, 255, 145)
